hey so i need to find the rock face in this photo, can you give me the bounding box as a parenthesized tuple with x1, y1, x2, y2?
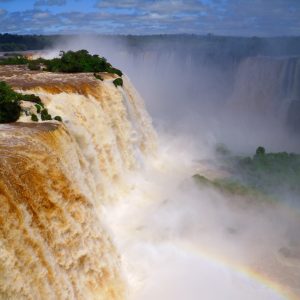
(0, 66, 157, 299)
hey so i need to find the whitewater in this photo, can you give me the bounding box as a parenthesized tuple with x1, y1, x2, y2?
(0, 64, 299, 300)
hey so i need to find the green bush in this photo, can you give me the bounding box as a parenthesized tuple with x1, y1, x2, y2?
(28, 61, 40, 70)
(0, 101, 21, 123)
(41, 108, 52, 121)
(43, 50, 123, 76)
(215, 145, 300, 198)
(0, 49, 124, 78)
(94, 73, 103, 81)
(0, 81, 42, 104)
(54, 116, 62, 122)
(35, 104, 42, 113)
(193, 174, 272, 201)
(0, 81, 62, 123)
(0, 56, 29, 65)
(31, 113, 38, 122)
(113, 78, 123, 88)
(21, 94, 42, 104)
(0, 81, 35, 123)
(0, 81, 19, 102)
(255, 146, 266, 156)
(107, 67, 123, 77)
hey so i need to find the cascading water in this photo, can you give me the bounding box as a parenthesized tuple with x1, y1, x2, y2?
(0, 123, 124, 299)
(0, 64, 299, 300)
(0, 65, 156, 299)
(229, 56, 300, 125)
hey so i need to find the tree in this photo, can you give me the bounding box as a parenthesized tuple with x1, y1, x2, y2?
(256, 146, 266, 156)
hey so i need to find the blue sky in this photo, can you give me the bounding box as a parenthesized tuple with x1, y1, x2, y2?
(0, 0, 299, 36)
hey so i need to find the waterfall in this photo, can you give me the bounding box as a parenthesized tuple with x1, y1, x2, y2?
(1, 59, 299, 300)
(0, 66, 157, 299)
(229, 56, 300, 124)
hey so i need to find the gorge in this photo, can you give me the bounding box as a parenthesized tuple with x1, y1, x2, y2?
(0, 46, 299, 300)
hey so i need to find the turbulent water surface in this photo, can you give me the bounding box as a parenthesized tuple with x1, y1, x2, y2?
(0, 64, 299, 300)
(0, 66, 155, 299)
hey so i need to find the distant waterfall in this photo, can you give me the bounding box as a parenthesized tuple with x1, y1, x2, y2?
(229, 56, 300, 128)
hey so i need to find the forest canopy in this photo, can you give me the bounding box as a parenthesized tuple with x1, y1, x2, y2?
(0, 49, 123, 76)
(0, 33, 57, 51)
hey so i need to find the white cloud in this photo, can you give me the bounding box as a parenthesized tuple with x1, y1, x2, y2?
(35, 0, 66, 6)
(0, 0, 300, 35)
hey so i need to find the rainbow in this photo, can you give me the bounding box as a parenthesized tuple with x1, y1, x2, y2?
(177, 241, 298, 300)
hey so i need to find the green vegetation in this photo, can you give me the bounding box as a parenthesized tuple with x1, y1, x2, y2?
(255, 146, 266, 156)
(0, 81, 19, 103)
(94, 73, 103, 81)
(39, 109, 62, 122)
(0, 81, 62, 123)
(0, 81, 42, 123)
(0, 49, 124, 123)
(28, 60, 42, 70)
(31, 113, 38, 122)
(109, 67, 123, 77)
(0, 33, 56, 51)
(0, 43, 27, 52)
(0, 50, 123, 87)
(193, 174, 271, 200)
(54, 116, 62, 122)
(41, 50, 123, 76)
(0, 101, 21, 123)
(2, 34, 300, 59)
(35, 104, 42, 113)
(41, 108, 52, 121)
(0, 55, 29, 65)
(0, 81, 42, 104)
(21, 94, 42, 104)
(235, 147, 300, 195)
(113, 78, 123, 87)
(198, 145, 300, 200)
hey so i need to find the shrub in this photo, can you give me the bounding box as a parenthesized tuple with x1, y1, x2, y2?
(0, 81, 35, 123)
(107, 67, 123, 77)
(41, 108, 52, 121)
(0, 81, 61, 123)
(28, 61, 40, 70)
(0, 81, 19, 102)
(216, 146, 300, 198)
(113, 78, 123, 88)
(256, 146, 266, 156)
(35, 104, 42, 113)
(94, 73, 103, 81)
(31, 113, 38, 122)
(43, 50, 123, 76)
(0, 49, 124, 78)
(54, 116, 62, 122)
(0, 81, 42, 104)
(0, 101, 21, 123)
(0, 56, 29, 65)
(21, 94, 42, 104)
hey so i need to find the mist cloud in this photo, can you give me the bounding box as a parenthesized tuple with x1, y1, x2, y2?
(37, 32, 300, 300)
